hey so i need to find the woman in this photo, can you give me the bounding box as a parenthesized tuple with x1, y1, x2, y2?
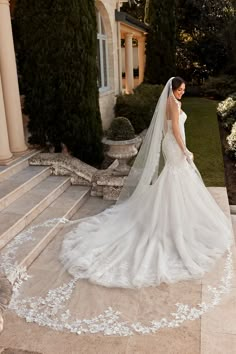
(59, 77, 233, 288)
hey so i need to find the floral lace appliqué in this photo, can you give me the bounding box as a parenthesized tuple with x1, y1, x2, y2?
(0, 219, 234, 336)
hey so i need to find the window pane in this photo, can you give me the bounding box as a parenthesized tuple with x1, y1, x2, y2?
(101, 17, 105, 35)
(102, 40, 108, 87)
(97, 39, 102, 88)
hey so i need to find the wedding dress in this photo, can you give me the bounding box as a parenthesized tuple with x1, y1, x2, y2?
(3, 78, 234, 336)
(59, 84, 233, 289)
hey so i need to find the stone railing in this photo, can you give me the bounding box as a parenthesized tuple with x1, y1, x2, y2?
(29, 153, 126, 201)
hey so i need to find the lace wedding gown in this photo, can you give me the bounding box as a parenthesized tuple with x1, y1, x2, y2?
(59, 110, 233, 288)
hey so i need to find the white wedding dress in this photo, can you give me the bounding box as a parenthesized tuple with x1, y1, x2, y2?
(5, 79, 234, 335)
(59, 110, 233, 288)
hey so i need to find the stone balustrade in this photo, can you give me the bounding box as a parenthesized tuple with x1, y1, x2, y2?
(29, 153, 126, 201)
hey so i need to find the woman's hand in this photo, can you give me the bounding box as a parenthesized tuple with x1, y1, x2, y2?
(185, 149, 194, 163)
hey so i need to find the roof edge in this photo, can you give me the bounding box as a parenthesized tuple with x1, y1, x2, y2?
(115, 10, 149, 33)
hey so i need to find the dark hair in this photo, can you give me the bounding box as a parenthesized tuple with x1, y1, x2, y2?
(172, 77, 185, 91)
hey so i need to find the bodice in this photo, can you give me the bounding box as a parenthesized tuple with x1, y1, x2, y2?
(165, 110, 187, 143)
(166, 110, 187, 126)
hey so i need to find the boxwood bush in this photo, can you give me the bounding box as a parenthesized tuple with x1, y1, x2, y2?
(106, 117, 136, 141)
(227, 122, 236, 160)
(217, 93, 236, 160)
(115, 84, 163, 134)
(217, 93, 236, 130)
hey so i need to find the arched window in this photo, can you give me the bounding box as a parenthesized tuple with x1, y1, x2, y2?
(96, 10, 109, 91)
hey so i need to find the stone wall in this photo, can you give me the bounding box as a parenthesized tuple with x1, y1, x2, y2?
(99, 91, 116, 131)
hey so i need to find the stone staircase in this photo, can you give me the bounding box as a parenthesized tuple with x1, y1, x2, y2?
(0, 151, 234, 277)
(0, 151, 235, 354)
(0, 150, 91, 271)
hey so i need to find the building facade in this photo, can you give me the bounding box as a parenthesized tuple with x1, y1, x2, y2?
(97, 0, 147, 129)
(0, 0, 147, 165)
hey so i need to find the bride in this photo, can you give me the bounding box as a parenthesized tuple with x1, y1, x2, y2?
(59, 77, 233, 289)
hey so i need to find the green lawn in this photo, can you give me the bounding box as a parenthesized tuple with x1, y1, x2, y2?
(182, 97, 225, 186)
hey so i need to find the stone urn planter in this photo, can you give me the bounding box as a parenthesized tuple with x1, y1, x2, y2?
(102, 136, 141, 175)
(102, 117, 142, 175)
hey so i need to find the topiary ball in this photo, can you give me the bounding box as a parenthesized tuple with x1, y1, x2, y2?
(107, 117, 136, 141)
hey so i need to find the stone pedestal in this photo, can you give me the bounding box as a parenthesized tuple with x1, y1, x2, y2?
(102, 136, 141, 175)
(91, 169, 124, 201)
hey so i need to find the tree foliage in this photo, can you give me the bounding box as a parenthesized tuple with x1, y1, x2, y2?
(125, 0, 236, 81)
(223, 8, 236, 75)
(144, 0, 176, 84)
(121, 0, 147, 22)
(13, 0, 104, 166)
(176, 0, 235, 80)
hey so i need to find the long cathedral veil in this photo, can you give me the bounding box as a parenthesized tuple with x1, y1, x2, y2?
(117, 77, 175, 203)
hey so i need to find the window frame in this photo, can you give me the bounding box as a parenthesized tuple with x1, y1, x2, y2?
(96, 10, 110, 93)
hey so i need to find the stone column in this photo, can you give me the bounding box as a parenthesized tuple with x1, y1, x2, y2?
(138, 36, 146, 84)
(0, 0, 27, 154)
(0, 74, 12, 164)
(125, 33, 134, 94)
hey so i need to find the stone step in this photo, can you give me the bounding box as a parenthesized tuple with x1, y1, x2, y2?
(0, 176, 71, 250)
(24, 196, 114, 278)
(71, 194, 115, 220)
(0, 150, 40, 182)
(0, 186, 90, 270)
(0, 166, 51, 212)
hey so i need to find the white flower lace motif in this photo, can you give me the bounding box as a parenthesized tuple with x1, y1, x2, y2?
(0, 219, 234, 336)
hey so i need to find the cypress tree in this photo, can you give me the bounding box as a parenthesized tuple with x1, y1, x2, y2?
(13, 0, 104, 166)
(145, 0, 176, 84)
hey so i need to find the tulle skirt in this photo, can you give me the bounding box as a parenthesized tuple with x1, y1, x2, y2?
(59, 155, 233, 288)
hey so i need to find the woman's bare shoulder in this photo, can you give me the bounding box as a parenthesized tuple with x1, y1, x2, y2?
(167, 95, 179, 110)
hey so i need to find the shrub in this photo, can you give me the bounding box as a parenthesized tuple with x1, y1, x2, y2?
(145, 0, 176, 84)
(217, 93, 236, 161)
(106, 117, 136, 141)
(115, 84, 163, 133)
(226, 122, 236, 160)
(217, 93, 236, 130)
(201, 75, 236, 99)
